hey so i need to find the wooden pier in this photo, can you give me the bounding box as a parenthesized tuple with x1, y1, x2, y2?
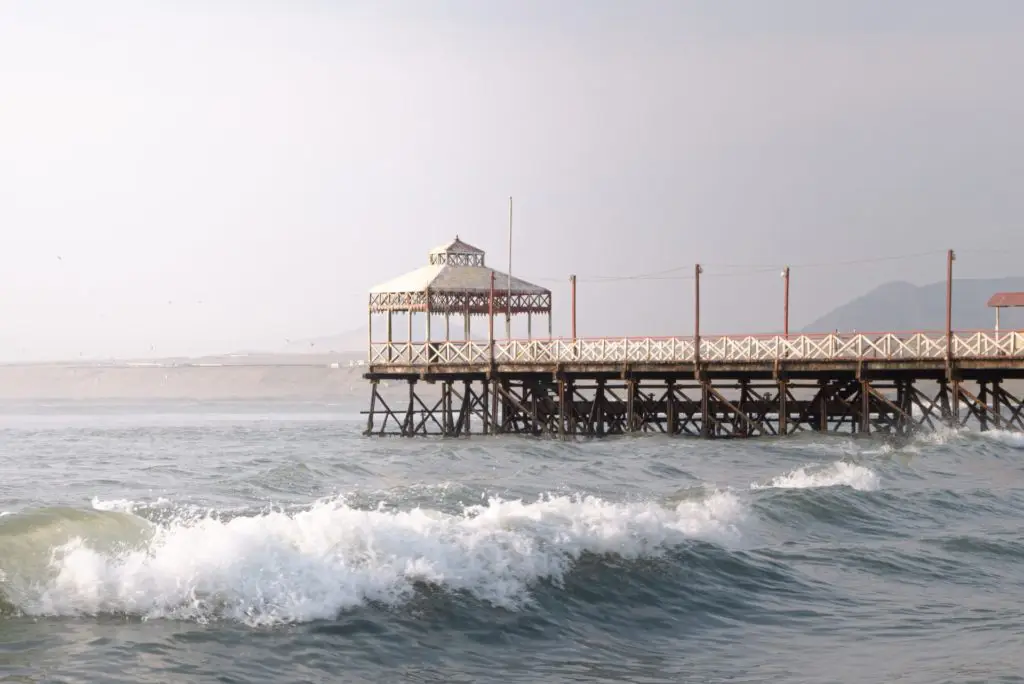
(362, 239, 1024, 438)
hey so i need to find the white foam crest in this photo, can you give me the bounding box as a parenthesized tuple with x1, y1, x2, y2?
(24, 491, 745, 625)
(90, 497, 136, 513)
(979, 429, 1024, 449)
(751, 462, 880, 492)
(911, 425, 963, 447)
(91, 497, 174, 514)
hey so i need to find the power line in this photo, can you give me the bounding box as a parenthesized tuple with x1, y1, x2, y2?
(785, 249, 948, 270)
(530, 249, 951, 284)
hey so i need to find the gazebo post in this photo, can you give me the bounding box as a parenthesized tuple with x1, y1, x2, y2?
(386, 311, 393, 361)
(445, 299, 450, 342)
(528, 311, 532, 340)
(506, 282, 511, 341)
(996, 307, 1001, 333)
(548, 308, 552, 339)
(464, 289, 470, 341)
(425, 287, 432, 344)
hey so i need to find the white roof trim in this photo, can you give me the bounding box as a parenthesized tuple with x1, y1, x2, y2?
(428, 236, 484, 255)
(370, 264, 549, 295)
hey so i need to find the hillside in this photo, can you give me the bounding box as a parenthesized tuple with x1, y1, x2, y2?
(802, 277, 1024, 333)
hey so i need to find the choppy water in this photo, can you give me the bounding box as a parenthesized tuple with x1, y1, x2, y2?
(1, 400, 1023, 683)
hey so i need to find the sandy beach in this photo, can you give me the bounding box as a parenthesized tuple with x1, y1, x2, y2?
(0, 353, 387, 401)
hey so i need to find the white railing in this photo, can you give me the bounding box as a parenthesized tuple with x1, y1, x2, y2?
(368, 331, 1024, 366)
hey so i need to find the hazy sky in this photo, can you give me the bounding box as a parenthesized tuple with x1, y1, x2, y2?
(2, 1, 1023, 360)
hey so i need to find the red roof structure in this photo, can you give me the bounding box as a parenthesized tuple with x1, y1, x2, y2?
(987, 293, 1024, 308)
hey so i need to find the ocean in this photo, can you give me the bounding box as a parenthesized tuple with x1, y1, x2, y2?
(1, 400, 1022, 683)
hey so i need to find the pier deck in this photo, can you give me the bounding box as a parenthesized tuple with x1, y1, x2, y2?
(363, 331, 1024, 438)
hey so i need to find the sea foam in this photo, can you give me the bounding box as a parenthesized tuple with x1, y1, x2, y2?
(979, 429, 1024, 449)
(18, 491, 744, 625)
(751, 462, 880, 492)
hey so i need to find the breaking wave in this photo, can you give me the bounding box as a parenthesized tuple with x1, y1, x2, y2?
(750, 461, 880, 492)
(979, 429, 1024, 449)
(0, 491, 745, 626)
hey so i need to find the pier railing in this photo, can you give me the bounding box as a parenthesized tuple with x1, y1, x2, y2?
(368, 330, 1024, 367)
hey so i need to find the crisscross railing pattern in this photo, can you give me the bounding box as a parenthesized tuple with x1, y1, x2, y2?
(369, 331, 1024, 366)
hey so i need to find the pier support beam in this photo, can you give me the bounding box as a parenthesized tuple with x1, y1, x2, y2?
(625, 378, 636, 433)
(666, 380, 678, 436)
(860, 380, 871, 435)
(361, 371, 1024, 439)
(557, 377, 567, 440)
(778, 380, 788, 436)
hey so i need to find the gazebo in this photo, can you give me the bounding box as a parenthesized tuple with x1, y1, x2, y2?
(367, 236, 552, 353)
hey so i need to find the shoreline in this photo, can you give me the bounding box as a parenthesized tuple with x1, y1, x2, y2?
(0, 354, 388, 401)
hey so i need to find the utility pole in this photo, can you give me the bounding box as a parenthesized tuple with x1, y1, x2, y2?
(782, 266, 790, 338)
(946, 248, 956, 372)
(489, 271, 496, 362)
(506, 196, 512, 340)
(694, 264, 703, 367)
(570, 274, 577, 340)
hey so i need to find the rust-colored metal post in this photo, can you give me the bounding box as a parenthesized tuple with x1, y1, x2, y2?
(946, 249, 955, 375)
(507, 196, 513, 340)
(570, 274, 577, 340)
(694, 264, 702, 367)
(489, 272, 496, 362)
(782, 266, 790, 338)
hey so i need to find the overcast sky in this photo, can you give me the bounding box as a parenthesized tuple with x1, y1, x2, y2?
(2, 1, 1023, 360)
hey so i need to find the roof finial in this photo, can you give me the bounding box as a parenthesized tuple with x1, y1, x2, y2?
(455, 234, 459, 240)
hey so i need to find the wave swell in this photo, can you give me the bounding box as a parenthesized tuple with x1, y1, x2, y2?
(1, 491, 744, 626)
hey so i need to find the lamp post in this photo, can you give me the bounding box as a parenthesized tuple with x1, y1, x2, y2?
(694, 264, 702, 367)
(782, 266, 790, 338)
(489, 271, 496, 362)
(570, 274, 577, 340)
(506, 196, 512, 340)
(946, 249, 955, 369)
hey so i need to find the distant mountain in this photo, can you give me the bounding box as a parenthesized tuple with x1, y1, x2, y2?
(801, 277, 1024, 333)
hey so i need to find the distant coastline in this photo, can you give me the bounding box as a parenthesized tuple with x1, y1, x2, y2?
(0, 353, 382, 401)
